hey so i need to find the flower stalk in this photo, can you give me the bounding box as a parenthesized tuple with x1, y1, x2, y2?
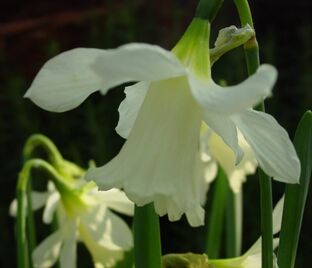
(225, 190, 242, 257)
(16, 159, 75, 268)
(134, 203, 162, 268)
(233, 1, 274, 267)
(205, 168, 229, 258)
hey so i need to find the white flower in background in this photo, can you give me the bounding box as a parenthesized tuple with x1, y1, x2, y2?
(208, 196, 284, 268)
(200, 124, 258, 194)
(24, 18, 300, 226)
(10, 180, 134, 268)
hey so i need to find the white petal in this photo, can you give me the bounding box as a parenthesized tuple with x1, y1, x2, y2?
(9, 199, 18, 217)
(153, 154, 207, 227)
(43, 191, 60, 224)
(32, 229, 63, 268)
(93, 188, 134, 216)
(9, 191, 50, 217)
(233, 109, 300, 183)
(92, 43, 186, 86)
(79, 223, 124, 268)
(203, 112, 243, 164)
(188, 64, 277, 114)
(203, 160, 218, 185)
(32, 191, 51, 210)
(206, 131, 257, 193)
(272, 195, 284, 235)
(116, 81, 150, 138)
(80, 205, 133, 250)
(60, 222, 77, 268)
(25, 44, 185, 113)
(86, 77, 203, 223)
(25, 48, 108, 112)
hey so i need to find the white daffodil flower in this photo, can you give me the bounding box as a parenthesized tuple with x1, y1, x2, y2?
(10, 180, 134, 268)
(24, 18, 300, 226)
(200, 124, 258, 194)
(208, 196, 284, 268)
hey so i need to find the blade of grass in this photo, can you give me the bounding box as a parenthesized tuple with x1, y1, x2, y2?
(278, 111, 312, 268)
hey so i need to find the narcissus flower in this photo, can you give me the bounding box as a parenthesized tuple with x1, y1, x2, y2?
(24, 18, 300, 226)
(11, 178, 134, 268)
(208, 196, 284, 268)
(200, 125, 257, 194)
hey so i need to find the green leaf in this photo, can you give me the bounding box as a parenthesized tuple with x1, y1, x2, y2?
(278, 110, 312, 268)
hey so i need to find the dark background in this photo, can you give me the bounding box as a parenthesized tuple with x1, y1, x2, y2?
(0, 0, 311, 267)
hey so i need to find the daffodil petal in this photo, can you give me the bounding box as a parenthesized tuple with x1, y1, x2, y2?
(24, 48, 108, 112)
(92, 43, 186, 85)
(86, 77, 203, 223)
(203, 112, 243, 163)
(80, 205, 133, 250)
(233, 109, 300, 183)
(188, 64, 277, 115)
(79, 223, 124, 268)
(25, 44, 185, 113)
(116, 81, 150, 138)
(153, 154, 207, 227)
(94, 188, 134, 216)
(273, 195, 284, 235)
(32, 229, 63, 268)
(43, 191, 60, 224)
(9, 191, 50, 217)
(60, 222, 77, 268)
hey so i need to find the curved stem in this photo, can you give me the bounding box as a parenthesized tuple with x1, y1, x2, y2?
(23, 134, 63, 166)
(16, 159, 69, 268)
(233, 1, 273, 268)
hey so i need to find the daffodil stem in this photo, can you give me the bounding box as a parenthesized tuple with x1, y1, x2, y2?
(205, 168, 229, 258)
(17, 169, 30, 268)
(16, 159, 70, 268)
(23, 134, 64, 167)
(195, 0, 224, 21)
(234, 1, 274, 268)
(278, 111, 312, 268)
(225, 191, 242, 257)
(258, 170, 274, 268)
(26, 181, 36, 266)
(134, 203, 162, 268)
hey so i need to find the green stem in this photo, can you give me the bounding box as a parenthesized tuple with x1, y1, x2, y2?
(233, 1, 273, 268)
(133, 203, 162, 268)
(195, 0, 224, 22)
(233, 0, 254, 27)
(225, 191, 242, 257)
(205, 168, 229, 258)
(16, 159, 71, 268)
(17, 169, 30, 268)
(258, 170, 273, 268)
(23, 134, 63, 167)
(278, 111, 312, 268)
(225, 191, 236, 257)
(26, 181, 36, 266)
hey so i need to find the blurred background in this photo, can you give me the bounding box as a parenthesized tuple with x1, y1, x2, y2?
(0, 0, 311, 267)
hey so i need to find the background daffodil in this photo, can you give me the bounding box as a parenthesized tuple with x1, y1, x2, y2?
(11, 180, 134, 268)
